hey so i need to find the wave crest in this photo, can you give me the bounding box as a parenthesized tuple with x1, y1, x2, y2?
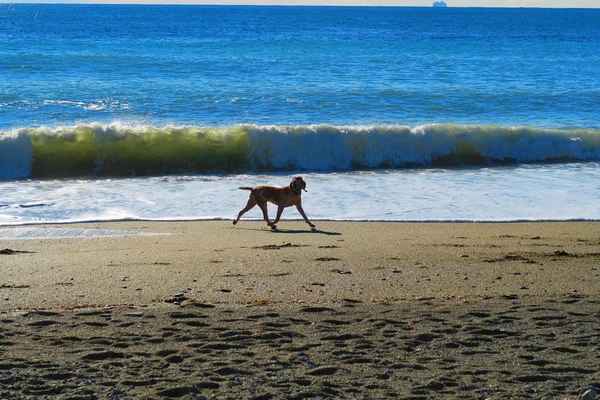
(1, 123, 599, 179)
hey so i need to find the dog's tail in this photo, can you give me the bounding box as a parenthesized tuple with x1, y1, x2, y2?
(238, 187, 253, 190)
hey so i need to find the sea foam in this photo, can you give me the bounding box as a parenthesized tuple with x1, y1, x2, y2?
(1, 123, 599, 180)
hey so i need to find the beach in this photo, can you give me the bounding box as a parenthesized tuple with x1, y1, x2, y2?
(1, 221, 599, 399)
(3, 4, 600, 399)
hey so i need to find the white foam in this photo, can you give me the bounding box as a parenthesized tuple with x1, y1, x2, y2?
(1, 163, 599, 224)
(0, 227, 161, 239)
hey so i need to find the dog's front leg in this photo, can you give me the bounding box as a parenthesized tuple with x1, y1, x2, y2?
(296, 204, 316, 228)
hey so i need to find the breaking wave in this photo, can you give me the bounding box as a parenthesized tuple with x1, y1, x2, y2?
(1, 123, 600, 179)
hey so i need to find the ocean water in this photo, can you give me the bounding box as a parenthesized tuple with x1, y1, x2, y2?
(1, 5, 599, 224)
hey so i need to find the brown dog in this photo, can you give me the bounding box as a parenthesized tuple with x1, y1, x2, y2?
(233, 176, 316, 230)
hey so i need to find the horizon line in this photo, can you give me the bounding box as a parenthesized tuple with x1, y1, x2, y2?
(3, 2, 599, 7)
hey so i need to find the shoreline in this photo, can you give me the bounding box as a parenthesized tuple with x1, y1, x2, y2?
(1, 220, 598, 399)
(3, 217, 600, 227)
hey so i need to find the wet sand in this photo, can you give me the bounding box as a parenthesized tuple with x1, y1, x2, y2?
(1, 221, 599, 399)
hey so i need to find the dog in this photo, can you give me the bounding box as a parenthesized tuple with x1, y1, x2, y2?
(233, 176, 316, 230)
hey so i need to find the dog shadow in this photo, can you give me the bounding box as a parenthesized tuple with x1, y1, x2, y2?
(232, 226, 341, 236)
(272, 228, 341, 236)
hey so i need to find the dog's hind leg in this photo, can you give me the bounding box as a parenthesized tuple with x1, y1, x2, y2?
(233, 197, 257, 225)
(272, 204, 286, 227)
(257, 202, 276, 229)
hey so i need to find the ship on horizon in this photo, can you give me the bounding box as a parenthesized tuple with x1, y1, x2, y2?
(433, 1, 448, 7)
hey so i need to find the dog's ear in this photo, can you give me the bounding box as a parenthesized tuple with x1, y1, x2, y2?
(298, 177, 308, 192)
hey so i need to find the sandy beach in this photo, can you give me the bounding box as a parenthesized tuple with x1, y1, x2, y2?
(1, 221, 599, 399)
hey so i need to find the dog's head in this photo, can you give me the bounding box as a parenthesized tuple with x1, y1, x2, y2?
(290, 176, 307, 193)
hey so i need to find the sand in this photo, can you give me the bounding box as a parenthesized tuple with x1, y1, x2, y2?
(1, 221, 599, 399)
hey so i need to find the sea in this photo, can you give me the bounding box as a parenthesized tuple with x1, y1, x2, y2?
(1, 4, 599, 226)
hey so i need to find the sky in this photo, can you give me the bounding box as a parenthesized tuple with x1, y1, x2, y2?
(2, 0, 599, 6)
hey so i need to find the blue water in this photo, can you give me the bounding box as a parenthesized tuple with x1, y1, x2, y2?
(2, 5, 600, 129)
(1, 5, 599, 224)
